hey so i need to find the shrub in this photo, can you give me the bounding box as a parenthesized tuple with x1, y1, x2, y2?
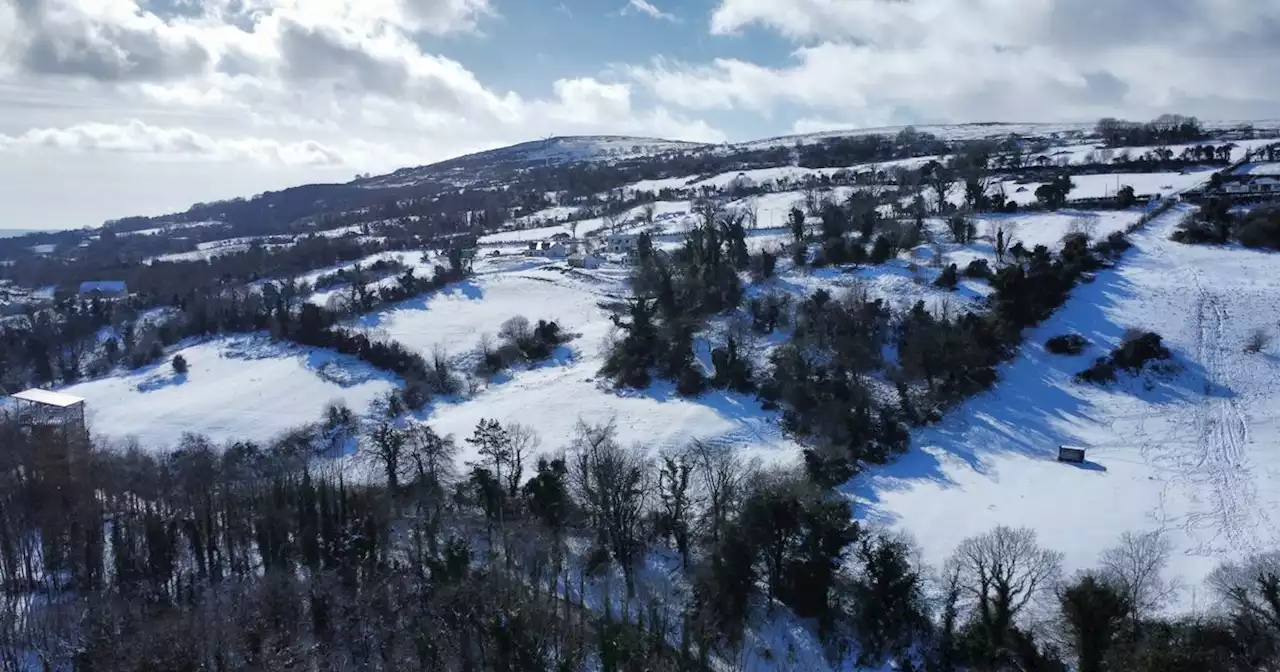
(1244, 328, 1271, 354)
(963, 259, 992, 279)
(869, 235, 895, 264)
(1111, 331, 1171, 371)
(933, 264, 958, 290)
(1094, 231, 1132, 258)
(1076, 357, 1117, 384)
(1076, 330, 1170, 384)
(749, 250, 778, 281)
(1236, 212, 1280, 250)
(1046, 333, 1088, 356)
(172, 354, 189, 375)
(790, 242, 808, 267)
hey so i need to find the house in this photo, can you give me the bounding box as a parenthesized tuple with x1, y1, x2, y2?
(523, 241, 567, 259)
(79, 281, 128, 298)
(1217, 175, 1280, 196)
(605, 234, 640, 255)
(567, 254, 603, 269)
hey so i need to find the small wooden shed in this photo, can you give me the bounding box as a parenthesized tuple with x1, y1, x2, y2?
(1057, 446, 1087, 464)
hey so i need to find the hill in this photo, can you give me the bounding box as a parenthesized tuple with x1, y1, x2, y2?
(6, 115, 1280, 669)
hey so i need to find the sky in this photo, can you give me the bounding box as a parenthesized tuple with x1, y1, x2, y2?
(1, 0, 1279, 231)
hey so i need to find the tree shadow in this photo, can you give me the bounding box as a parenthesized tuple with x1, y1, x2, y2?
(137, 371, 187, 392)
(846, 229, 1232, 520)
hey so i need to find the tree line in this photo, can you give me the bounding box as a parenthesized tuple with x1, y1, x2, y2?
(3, 409, 1278, 671)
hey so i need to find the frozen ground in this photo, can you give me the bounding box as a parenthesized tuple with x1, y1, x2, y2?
(352, 253, 806, 467)
(857, 204, 1280, 605)
(64, 336, 399, 450)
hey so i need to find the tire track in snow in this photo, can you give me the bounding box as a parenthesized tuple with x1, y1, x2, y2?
(1182, 270, 1262, 555)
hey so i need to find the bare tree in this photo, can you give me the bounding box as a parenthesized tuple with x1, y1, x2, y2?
(364, 422, 406, 496)
(948, 526, 1064, 654)
(1099, 530, 1179, 625)
(740, 202, 759, 231)
(503, 423, 539, 497)
(925, 166, 959, 214)
(687, 440, 755, 546)
(1068, 216, 1099, 240)
(1207, 551, 1280, 632)
(403, 422, 458, 556)
(802, 184, 823, 217)
(571, 419, 650, 598)
(641, 202, 657, 229)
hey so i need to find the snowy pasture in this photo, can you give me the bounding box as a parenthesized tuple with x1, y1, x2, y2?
(64, 335, 399, 450)
(859, 205, 1280, 605)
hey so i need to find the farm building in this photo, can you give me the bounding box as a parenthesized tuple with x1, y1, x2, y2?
(567, 254, 603, 269)
(79, 280, 129, 298)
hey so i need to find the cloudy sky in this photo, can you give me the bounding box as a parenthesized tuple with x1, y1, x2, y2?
(2, 0, 1278, 230)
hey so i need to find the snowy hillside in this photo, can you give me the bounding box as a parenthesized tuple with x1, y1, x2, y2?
(357, 135, 707, 190)
(860, 204, 1280, 603)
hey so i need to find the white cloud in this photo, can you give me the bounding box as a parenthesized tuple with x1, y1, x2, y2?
(0, 119, 389, 167)
(0, 0, 726, 228)
(648, 0, 1280, 126)
(624, 0, 679, 23)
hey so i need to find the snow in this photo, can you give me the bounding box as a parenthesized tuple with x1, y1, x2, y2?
(989, 170, 1214, 207)
(64, 336, 398, 450)
(1237, 162, 1280, 176)
(859, 205, 1280, 606)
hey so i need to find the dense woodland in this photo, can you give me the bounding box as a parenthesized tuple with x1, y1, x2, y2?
(3, 405, 1280, 671)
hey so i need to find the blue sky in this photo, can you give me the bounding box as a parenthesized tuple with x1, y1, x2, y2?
(2, 0, 1279, 230)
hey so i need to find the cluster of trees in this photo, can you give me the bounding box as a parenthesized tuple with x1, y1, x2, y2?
(0, 295, 135, 392)
(1174, 201, 1280, 250)
(310, 257, 408, 291)
(1036, 174, 1076, 210)
(1077, 330, 1173, 384)
(1096, 115, 1205, 148)
(796, 127, 951, 169)
(475, 315, 573, 377)
(5, 411, 1280, 671)
(1, 247, 472, 394)
(602, 212, 749, 395)
(598, 198, 1131, 486)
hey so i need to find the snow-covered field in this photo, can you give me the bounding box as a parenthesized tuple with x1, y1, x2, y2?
(1237, 162, 1280, 176)
(64, 336, 399, 450)
(859, 205, 1280, 605)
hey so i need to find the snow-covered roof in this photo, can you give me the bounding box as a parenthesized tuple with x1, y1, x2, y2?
(11, 388, 84, 407)
(79, 281, 128, 294)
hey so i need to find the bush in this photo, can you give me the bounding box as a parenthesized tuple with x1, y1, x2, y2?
(1076, 357, 1117, 384)
(1111, 331, 1171, 371)
(869, 235, 895, 264)
(1244, 328, 1271, 354)
(1094, 231, 1132, 258)
(1078, 330, 1170, 384)
(1046, 333, 1088, 356)
(172, 354, 189, 375)
(963, 259, 992, 279)
(749, 250, 778, 281)
(1236, 212, 1280, 249)
(790, 242, 807, 267)
(934, 264, 958, 290)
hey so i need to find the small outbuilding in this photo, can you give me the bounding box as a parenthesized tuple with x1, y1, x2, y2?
(1057, 446, 1087, 464)
(567, 254, 603, 269)
(79, 281, 129, 298)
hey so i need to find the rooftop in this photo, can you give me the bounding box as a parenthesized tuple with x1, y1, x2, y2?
(11, 388, 85, 408)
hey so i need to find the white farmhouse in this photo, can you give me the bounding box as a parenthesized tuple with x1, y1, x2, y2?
(604, 234, 640, 255)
